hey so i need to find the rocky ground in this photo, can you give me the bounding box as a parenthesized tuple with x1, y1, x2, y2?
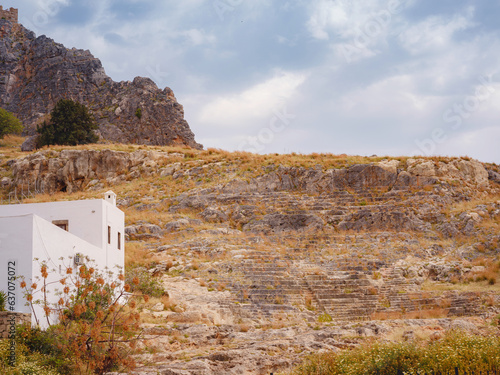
(1, 141, 500, 374)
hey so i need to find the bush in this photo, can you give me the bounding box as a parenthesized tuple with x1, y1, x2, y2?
(16, 324, 72, 373)
(125, 266, 167, 298)
(37, 99, 98, 147)
(290, 331, 500, 375)
(0, 291, 6, 311)
(318, 312, 333, 323)
(0, 339, 59, 375)
(18, 258, 146, 374)
(0, 108, 23, 139)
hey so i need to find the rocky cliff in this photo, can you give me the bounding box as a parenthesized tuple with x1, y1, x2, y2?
(0, 19, 202, 149)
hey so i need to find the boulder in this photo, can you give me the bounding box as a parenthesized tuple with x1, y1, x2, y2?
(20, 135, 39, 151)
(243, 213, 325, 233)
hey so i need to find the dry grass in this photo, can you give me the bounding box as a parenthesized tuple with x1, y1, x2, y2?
(0, 135, 25, 160)
(125, 241, 153, 267)
(371, 307, 449, 321)
(448, 194, 500, 216)
(239, 323, 251, 332)
(421, 280, 500, 293)
(466, 258, 500, 284)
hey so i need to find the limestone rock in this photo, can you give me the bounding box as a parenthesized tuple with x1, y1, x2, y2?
(0, 177, 11, 187)
(20, 135, 38, 152)
(243, 213, 325, 233)
(377, 159, 400, 174)
(488, 170, 500, 185)
(10, 149, 173, 193)
(338, 208, 430, 232)
(407, 159, 489, 187)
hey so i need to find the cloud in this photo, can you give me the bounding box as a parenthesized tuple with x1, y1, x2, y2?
(198, 71, 308, 127)
(174, 29, 216, 46)
(306, 0, 412, 63)
(438, 126, 500, 163)
(399, 8, 475, 55)
(306, 0, 409, 41)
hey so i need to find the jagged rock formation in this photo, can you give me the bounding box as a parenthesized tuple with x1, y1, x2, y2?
(0, 19, 202, 149)
(9, 149, 179, 193)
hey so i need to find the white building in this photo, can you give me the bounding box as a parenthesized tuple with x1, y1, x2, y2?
(0, 191, 124, 327)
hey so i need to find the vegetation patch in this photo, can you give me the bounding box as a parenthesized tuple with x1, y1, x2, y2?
(287, 331, 500, 375)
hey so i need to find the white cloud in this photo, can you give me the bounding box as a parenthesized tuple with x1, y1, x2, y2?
(399, 9, 475, 55)
(438, 126, 500, 163)
(178, 29, 216, 46)
(306, 0, 411, 63)
(306, 0, 410, 41)
(307, 0, 351, 41)
(198, 71, 308, 127)
(339, 75, 442, 118)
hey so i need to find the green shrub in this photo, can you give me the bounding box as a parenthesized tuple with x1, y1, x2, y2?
(318, 312, 333, 323)
(37, 99, 98, 147)
(290, 331, 500, 375)
(135, 107, 142, 119)
(16, 325, 71, 373)
(0, 291, 6, 311)
(0, 108, 23, 139)
(125, 266, 167, 298)
(0, 339, 59, 375)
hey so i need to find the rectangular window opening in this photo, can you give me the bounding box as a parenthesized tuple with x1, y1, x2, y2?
(52, 220, 69, 231)
(118, 232, 121, 250)
(108, 226, 111, 245)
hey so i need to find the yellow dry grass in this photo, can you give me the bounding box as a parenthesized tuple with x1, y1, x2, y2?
(448, 194, 500, 216)
(421, 280, 500, 293)
(371, 307, 449, 321)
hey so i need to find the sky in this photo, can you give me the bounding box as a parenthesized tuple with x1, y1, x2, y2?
(4, 0, 500, 163)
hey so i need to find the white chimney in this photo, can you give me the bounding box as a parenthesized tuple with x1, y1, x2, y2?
(104, 191, 117, 206)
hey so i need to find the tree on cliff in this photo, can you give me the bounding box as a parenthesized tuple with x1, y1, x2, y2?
(0, 107, 23, 139)
(37, 99, 99, 146)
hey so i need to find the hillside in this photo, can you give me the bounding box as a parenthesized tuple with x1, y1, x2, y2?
(0, 19, 202, 149)
(1, 137, 500, 374)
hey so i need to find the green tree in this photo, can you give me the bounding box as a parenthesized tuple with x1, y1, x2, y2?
(37, 99, 99, 147)
(0, 107, 23, 139)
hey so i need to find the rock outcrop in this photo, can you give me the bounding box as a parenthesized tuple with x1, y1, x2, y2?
(0, 19, 202, 149)
(7, 151, 497, 240)
(10, 149, 179, 193)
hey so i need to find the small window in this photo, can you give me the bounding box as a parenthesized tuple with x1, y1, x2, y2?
(118, 232, 121, 250)
(108, 226, 111, 244)
(53, 220, 69, 231)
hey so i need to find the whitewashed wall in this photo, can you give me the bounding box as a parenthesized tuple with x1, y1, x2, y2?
(0, 215, 34, 314)
(0, 196, 125, 328)
(0, 199, 123, 250)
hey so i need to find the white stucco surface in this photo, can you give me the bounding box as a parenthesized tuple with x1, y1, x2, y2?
(0, 195, 125, 328)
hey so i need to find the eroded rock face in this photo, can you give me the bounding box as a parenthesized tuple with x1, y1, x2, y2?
(7, 151, 497, 239)
(11, 149, 175, 193)
(338, 208, 430, 232)
(0, 20, 202, 149)
(407, 159, 489, 187)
